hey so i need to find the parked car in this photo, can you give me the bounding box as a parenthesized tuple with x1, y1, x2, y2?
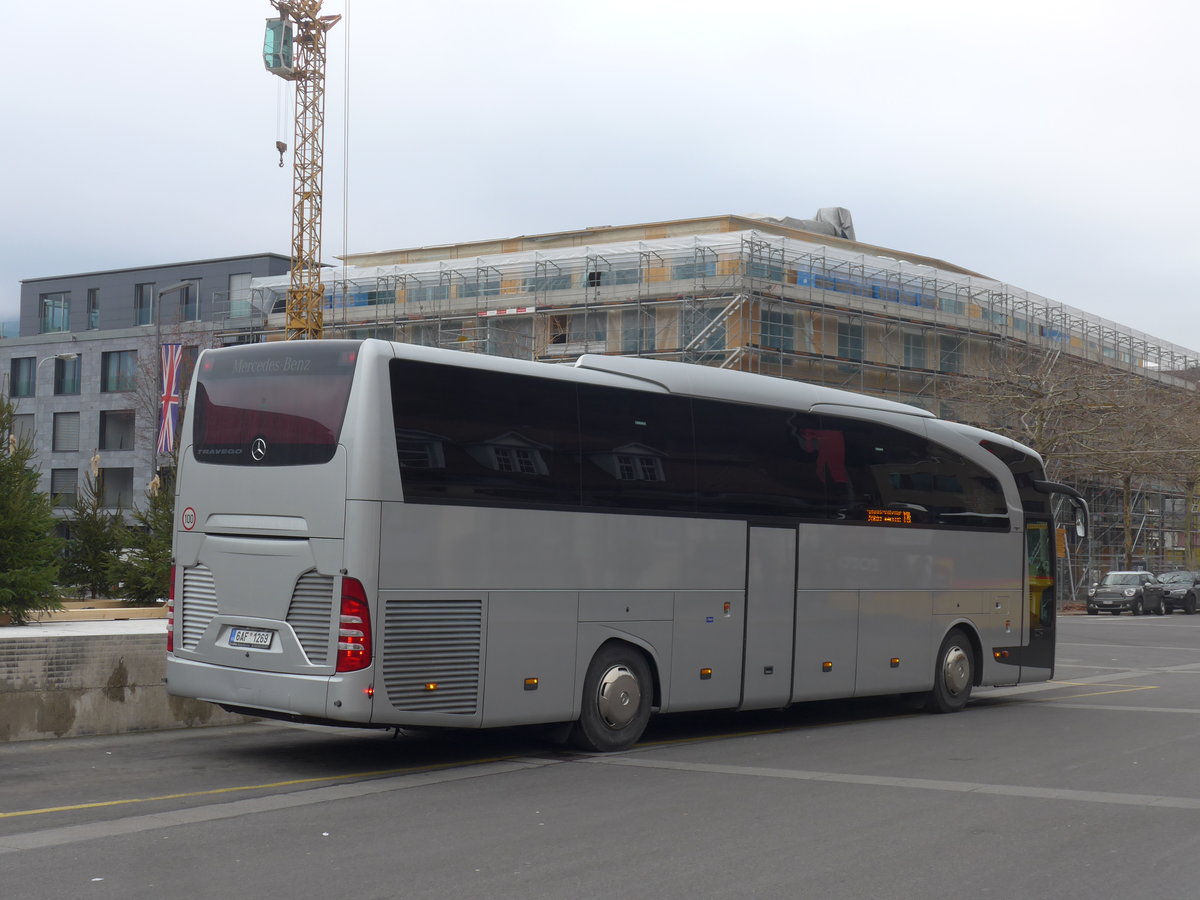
(1143, 571, 1200, 615)
(1086, 571, 1158, 616)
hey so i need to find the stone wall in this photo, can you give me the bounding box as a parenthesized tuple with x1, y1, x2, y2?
(0, 629, 249, 742)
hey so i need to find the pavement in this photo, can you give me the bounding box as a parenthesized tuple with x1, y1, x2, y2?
(0, 619, 166, 639)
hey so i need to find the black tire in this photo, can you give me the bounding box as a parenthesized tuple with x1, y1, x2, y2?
(1163, 603, 1173, 615)
(1087, 607, 1098, 616)
(569, 643, 653, 752)
(1186, 594, 1197, 615)
(924, 628, 974, 714)
(1133, 599, 1144, 616)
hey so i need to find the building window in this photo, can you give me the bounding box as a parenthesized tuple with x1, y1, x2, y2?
(50, 468, 78, 508)
(54, 355, 81, 395)
(180, 281, 200, 321)
(616, 452, 664, 482)
(134, 283, 154, 326)
(52, 412, 80, 453)
(940, 335, 964, 373)
(86, 289, 100, 330)
(761, 309, 794, 353)
(180, 345, 199, 396)
(39, 292, 70, 333)
(99, 410, 136, 451)
(101, 350, 137, 392)
(903, 332, 926, 368)
(621, 308, 657, 355)
(548, 313, 605, 347)
(100, 467, 134, 509)
(748, 262, 785, 282)
(10, 414, 34, 448)
(406, 281, 450, 303)
(457, 277, 501, 299)
(671, 260, 716, 281)
(228, 273, 252, 319)
(9, 357, 35, 397)
(837, 321, 864, 361)
(587, 266, 640, 287)
(523, 273, 573, 293)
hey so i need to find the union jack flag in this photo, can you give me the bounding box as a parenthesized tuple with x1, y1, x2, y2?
(157, 343, 183, 456)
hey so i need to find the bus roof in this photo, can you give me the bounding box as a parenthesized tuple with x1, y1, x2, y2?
(573, 353, 936, 419)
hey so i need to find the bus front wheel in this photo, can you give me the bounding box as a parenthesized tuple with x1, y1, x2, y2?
(925, 628, 974, 714)
(569, 643, 653, 752)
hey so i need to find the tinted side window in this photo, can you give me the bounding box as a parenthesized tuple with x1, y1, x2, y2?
(840, 419, 1009, 528)
(577, 385, 696, 512)
(980, 439, 1049, 514)
(391, 360, 581, 507)
(692, 399, 840, 518)
(694, 399, 1009, 528)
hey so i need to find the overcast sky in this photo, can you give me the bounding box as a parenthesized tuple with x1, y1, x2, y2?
(4, 1, 1197, 349)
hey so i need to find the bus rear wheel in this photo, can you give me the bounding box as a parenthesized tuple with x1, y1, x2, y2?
(925, 628, 974, 714)
(569, 643, 653, 752)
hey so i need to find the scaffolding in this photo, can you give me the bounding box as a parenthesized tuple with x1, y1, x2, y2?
(211, 229, 1200, 584)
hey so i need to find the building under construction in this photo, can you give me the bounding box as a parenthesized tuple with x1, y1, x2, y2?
(204, 212, 1200, 588)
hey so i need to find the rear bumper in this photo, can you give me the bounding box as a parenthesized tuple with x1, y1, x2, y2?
(166, 654, 336, 719)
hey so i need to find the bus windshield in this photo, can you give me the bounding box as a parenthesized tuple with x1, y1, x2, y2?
(191, 341, 361, 466)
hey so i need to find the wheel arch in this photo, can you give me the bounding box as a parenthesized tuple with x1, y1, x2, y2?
(573, 630, 663, 719)
(942, 620, 984, 687)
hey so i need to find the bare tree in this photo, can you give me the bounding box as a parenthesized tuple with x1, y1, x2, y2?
(941, 345, 1200, 571)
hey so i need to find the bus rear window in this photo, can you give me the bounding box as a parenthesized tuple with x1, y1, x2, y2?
(192, 342, 360, 466)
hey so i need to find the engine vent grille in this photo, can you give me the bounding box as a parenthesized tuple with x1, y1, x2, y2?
(181, 565, 218, 650)
(286, 571, 335, 664)
(383, 599, 483, 714)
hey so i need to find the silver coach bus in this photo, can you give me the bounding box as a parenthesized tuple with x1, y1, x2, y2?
(166, 339, 1086, 751)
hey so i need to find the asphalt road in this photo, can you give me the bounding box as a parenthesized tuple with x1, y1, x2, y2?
(3, 614, 1200, 900)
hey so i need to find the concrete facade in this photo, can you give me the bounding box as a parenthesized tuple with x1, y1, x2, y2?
(19, 254, 289, 336)
(2, 254, 289, 521)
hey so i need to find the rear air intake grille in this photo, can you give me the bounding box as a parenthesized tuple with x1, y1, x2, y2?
(286, 571, 335, 664)
(383, 599, 483, 714)
(181, 565, 218, 650)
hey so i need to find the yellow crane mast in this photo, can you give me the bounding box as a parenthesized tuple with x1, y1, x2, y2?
(263, 1, 341, 340)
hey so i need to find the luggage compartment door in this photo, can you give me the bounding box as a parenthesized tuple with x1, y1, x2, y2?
(739, 526, 797, 710)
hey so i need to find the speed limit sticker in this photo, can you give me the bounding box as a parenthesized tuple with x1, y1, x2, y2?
(181, 507, 196, 531)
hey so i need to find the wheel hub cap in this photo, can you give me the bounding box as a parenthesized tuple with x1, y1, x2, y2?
(942, 646, 970, 696)
(596, 665, 641, 729)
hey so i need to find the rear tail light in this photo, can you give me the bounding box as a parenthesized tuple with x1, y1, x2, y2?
(166, 565, 176, 654)
(336, 576, 372, 673)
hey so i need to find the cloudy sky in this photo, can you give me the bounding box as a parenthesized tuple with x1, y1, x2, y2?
(4, 1, 1197, 348)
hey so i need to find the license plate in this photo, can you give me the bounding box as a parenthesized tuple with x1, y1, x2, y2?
(230, 628, 274, 648)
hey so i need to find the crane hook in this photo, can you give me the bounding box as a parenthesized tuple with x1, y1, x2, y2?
(275, 140, 287, 168)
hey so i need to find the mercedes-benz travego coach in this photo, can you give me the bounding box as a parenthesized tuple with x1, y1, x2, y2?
(166, 339, 1087, 751)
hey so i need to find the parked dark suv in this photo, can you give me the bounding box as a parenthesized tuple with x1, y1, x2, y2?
(1087, 571, 1158, 616)
(1143, 571, 1200, 615)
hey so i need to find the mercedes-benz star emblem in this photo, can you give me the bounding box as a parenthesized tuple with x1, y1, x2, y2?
(251, 437, 268, 461)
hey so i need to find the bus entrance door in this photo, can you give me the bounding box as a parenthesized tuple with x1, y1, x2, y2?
(739, 526, 798, 710)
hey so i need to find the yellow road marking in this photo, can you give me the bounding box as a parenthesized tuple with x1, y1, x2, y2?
(0, 756, 515, 820)
(0, 683, 1166, 819)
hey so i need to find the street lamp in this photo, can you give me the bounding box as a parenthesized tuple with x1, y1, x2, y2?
(37, 352, 78, 392)
(155, 281, 194, 349)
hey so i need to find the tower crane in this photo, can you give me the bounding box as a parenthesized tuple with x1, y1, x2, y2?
(263, 1, 340, 340)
